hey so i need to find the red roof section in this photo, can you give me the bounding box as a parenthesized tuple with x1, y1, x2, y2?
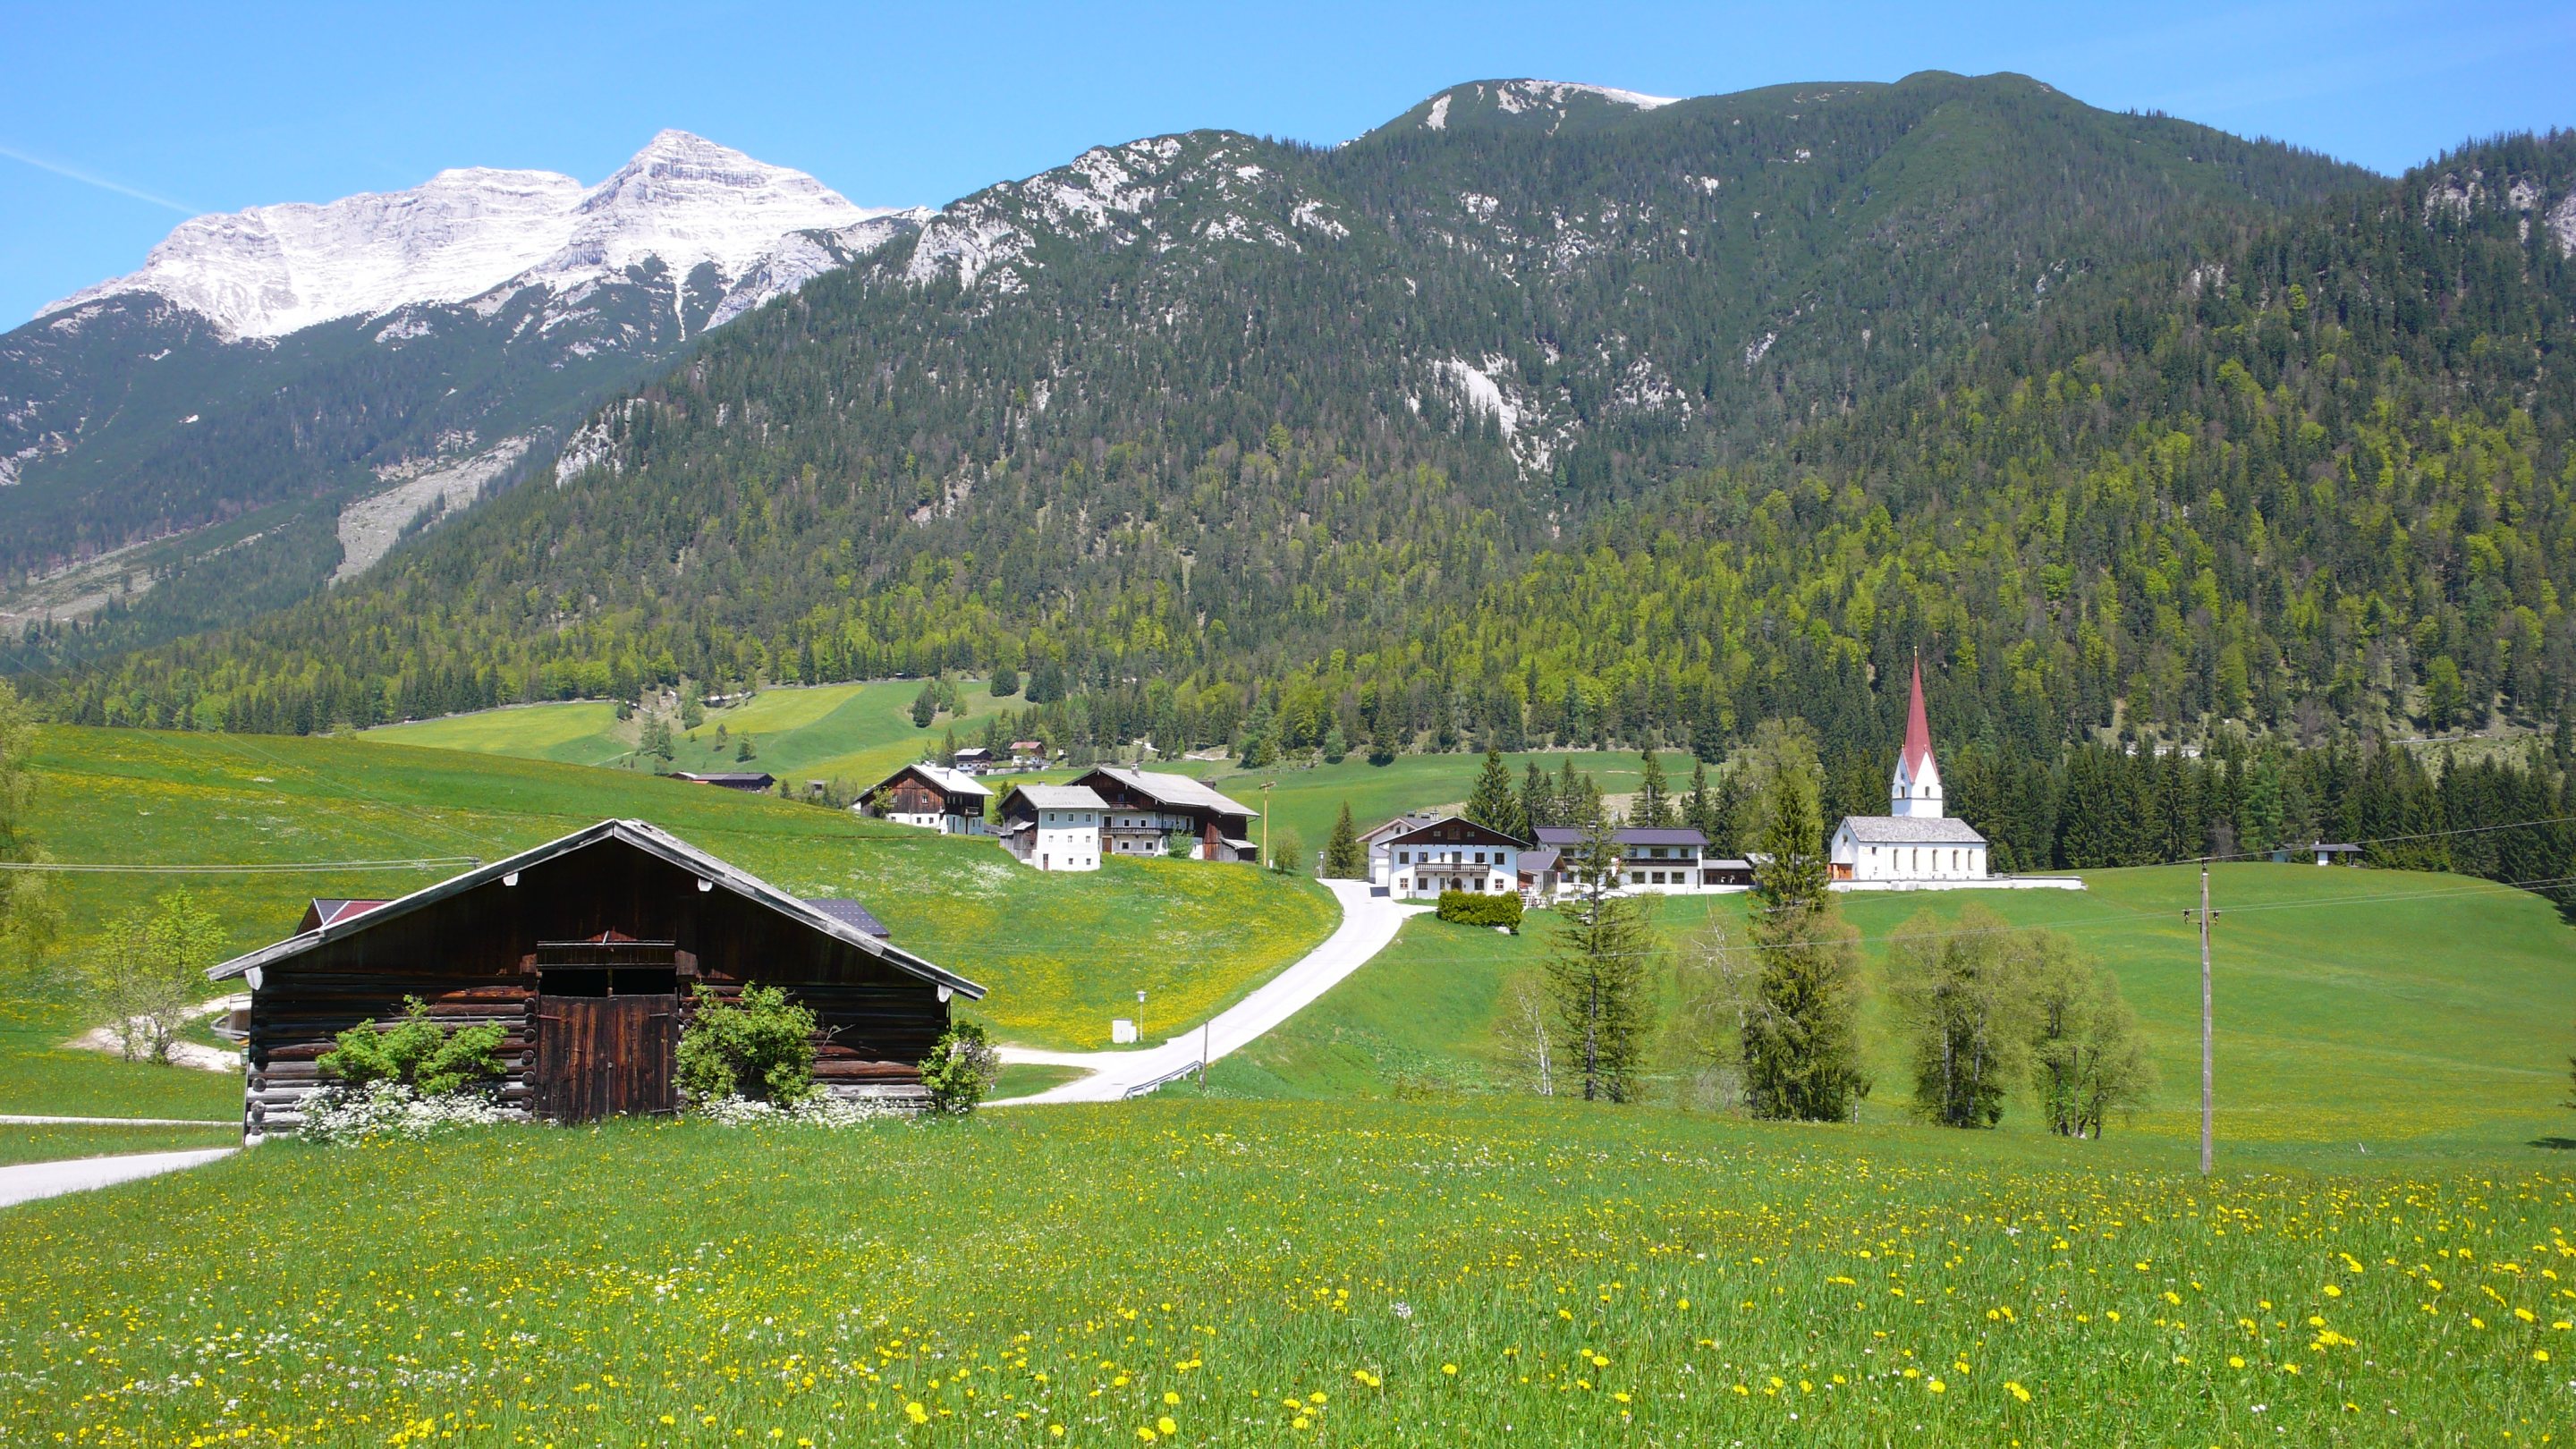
(1902, 659, 1935, 775)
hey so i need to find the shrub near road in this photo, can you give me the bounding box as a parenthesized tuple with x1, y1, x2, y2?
(0, 1103, 2567, 1445)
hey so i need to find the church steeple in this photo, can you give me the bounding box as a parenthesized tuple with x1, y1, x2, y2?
(1891, 657, 1945, 818)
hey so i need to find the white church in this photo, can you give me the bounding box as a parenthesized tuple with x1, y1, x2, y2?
(1828, 661, 2081, 892)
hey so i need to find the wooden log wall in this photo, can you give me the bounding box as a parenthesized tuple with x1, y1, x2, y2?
(242, 836, 952, 1136)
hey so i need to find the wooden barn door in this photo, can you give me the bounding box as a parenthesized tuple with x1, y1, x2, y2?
(534, 995, 677, 1122)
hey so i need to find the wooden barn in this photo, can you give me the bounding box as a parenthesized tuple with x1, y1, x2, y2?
(206, 818, 985, 1139)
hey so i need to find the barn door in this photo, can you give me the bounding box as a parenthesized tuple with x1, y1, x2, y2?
(534, 995, 677, 1122)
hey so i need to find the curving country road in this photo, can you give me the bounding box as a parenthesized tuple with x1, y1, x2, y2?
(0, 1148, 238, 1209)
(992, 877, 1429, 1105)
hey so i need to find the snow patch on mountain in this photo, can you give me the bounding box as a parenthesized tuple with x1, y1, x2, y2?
(38, 131, 909, 340)
(1439, 356, 1519, 436)
(1493, 80, 1680, 114)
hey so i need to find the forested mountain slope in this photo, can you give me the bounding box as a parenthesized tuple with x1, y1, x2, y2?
(55, 76, 2572, 773)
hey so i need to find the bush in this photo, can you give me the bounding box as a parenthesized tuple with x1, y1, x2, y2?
(1437, 890, 1524, 929)
(675, 982, 818, 1106)
(318, 996, 506, 1097)
(302, 1081, 517, 1143)
(919, 1020, 1000, 1114)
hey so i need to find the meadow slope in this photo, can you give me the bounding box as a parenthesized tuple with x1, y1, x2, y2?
(6, 725, 1337, 1114)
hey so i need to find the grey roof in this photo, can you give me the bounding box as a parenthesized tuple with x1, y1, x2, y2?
(1533, 825, 1709, 848)
(1082, 767, 1258, 819)
(1361, 811, 1447, 842)
(1518, 847, 1560, 875)
(802, 899, 891, 937)
(206, 818, 984, 999)
(670, 771, 775, 788)
(1008, 784, 1109, 810)
(1836, 814, 1988, 845)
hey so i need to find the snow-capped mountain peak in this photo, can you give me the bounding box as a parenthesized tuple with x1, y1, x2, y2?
(36, 132, 903, 340)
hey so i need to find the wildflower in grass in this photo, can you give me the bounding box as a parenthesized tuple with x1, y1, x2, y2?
(905, 1402, 928, 1424)
(1442, 1363, 1458, 1376)
(2006, 1381, 2031, 1402)
(1928, 1377, 1946, 1394)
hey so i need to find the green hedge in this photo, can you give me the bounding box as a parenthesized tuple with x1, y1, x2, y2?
(1436, 890, 1523, 929)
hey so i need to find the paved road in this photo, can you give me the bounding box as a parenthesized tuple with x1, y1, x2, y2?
(0, 1148, 238, 1209)
(993, 878, 1428, 1104)
(0, 1114, 236, 1126)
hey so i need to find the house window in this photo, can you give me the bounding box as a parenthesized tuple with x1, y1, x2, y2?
(1473, 852, 1486, 865)
(1630, 872, 1645, 886)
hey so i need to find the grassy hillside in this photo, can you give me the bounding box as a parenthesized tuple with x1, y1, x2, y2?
(1213, 864, 2576, 1161)
(362, 678, 1012, 786)
(5, 725, 1337, 1113)
(0, 1102, 2561, 1445)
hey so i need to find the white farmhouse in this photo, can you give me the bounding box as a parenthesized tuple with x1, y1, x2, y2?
(996, 784, 1107, 872)
(1364, 814, 1524, 900)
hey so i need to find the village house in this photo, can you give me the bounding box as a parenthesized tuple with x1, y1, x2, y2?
(1526, 824, 1751, 899)
(205, 818, 981, 1138)
(951, 746, 996, 774)
(1364, 813, 1526, 899)
(1070, 767, 1260, 863)
(668, 770, 776, 792)
(860, 761, 991, 835)
(996, 784, 1108, 871)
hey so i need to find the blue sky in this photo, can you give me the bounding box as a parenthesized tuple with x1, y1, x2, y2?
(4, 0, 2572, 325)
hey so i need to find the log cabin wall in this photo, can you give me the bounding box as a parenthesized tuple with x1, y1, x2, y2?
(243, 837, 951, 1138)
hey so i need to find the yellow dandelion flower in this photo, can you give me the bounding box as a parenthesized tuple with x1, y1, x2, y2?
(2322, 1284, 2343, 1298)
(1136, 1428, 1157, 1444)
(2229, 1356, 2246, 1368)
(2538, 1350, 2554, 1364)
(904, 1402, 928, 1425)
(1441, 1363, 1458, 1376)
(1158, 1417, 1177, 1435)
(2006, 1381, 2031, 1403)
(1291, 1416, 1311, 1430)
(1928, 1377, 1946, 1394)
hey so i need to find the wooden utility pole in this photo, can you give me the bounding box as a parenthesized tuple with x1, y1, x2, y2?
(2185, 866, 2220, 1174)
(1261, 781, 1274, 868)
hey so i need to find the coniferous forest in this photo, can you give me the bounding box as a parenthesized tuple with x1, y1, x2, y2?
(13, 77, 2576, 904)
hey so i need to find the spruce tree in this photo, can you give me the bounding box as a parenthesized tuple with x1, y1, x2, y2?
(1465, 746, 1523, 838)
(1519, 761, 1557, 834)
(911, 681, 938, 728)
(1324, 802, 1366, 879)
(1629, 749, 1676, 828)
(1741, 762, 1867, 1122)
(1546, 811, 1655, 1102)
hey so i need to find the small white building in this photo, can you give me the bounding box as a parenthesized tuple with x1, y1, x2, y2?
(1366, 814, 1524, 899)
(996, 784, 1107, 872)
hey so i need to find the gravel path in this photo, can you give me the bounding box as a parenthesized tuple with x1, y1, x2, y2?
(991, 878, 1428, 1104)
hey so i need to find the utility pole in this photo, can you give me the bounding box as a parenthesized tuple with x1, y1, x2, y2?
(1136, 988, 1148, 1047)
(1260, 781, 1274, 869)
(2184, 866, 2220, 1174)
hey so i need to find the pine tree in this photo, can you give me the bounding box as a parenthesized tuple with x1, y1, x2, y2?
(911, 681, 938, 728)
(1741, 761, 1867, 1122)
(1629, 748, 1676, 828)
(1325, 802, 1366, 878)
(1682, 760, 1716, 840)
(1465, 746, 1524, 838)
(1546, 812, 1655, 1102)
(1519, 760, 1557, 834)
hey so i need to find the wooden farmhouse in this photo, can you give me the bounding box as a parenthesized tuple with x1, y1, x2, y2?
(669, 770, 776, 792)
(860, 761, 991, 835)
(1070, 767, 1260, 862)
(206, 818, 983, 1139)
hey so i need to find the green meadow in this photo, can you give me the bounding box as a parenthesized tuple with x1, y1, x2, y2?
(362, 679, 1014, 787)
(1215, 864, 2576, 1164)
(1, 1104, 2567, 1445)
(4, 724, 1339, 1115)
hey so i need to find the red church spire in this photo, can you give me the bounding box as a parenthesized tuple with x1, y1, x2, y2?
(1902, 657, 1935, 776)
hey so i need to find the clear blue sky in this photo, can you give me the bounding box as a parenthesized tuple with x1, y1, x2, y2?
(4, 1, 2572, 325)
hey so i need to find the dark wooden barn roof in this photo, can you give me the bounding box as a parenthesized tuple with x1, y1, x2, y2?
(207, 818, 983, 999)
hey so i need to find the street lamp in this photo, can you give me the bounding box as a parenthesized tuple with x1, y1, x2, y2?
(1137, 988, 1148, 1046)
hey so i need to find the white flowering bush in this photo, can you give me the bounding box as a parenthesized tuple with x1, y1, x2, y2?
(299, 1081, 519, 1144)
(695, 1093, 902, 1129)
